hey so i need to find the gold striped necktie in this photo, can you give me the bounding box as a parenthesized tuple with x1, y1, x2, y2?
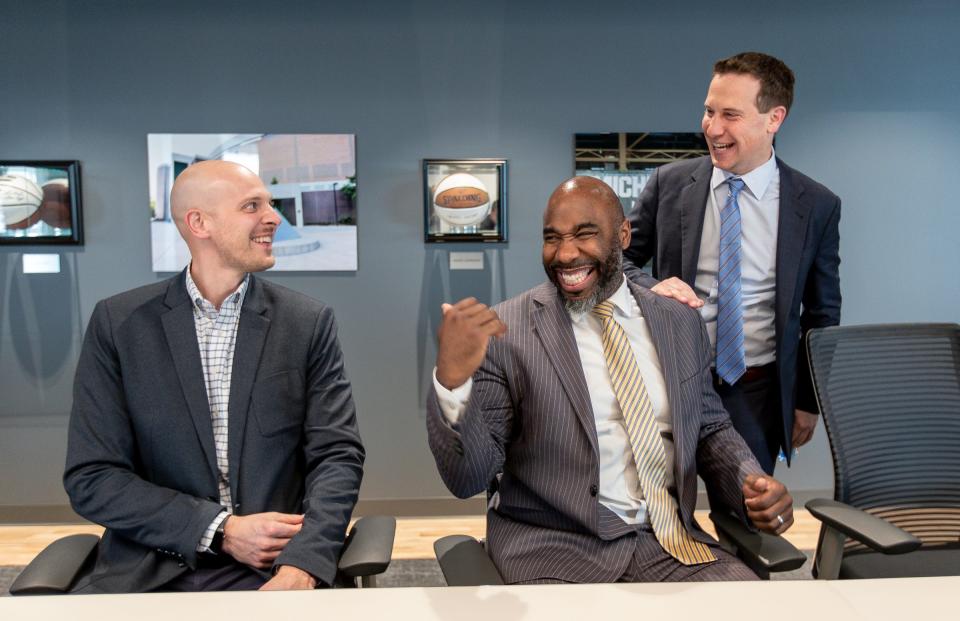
(592, 300, 716, 565)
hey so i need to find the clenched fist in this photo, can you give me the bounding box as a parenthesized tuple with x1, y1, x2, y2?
(436, 297, 507, 390)
(742, 474, 794, 534)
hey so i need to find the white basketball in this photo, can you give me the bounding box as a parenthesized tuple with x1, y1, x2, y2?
(433, 172, 491, 227)
(0, 174, 43, 228)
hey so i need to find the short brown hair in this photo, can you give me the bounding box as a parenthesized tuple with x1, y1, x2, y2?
(714, 52, 795, 114)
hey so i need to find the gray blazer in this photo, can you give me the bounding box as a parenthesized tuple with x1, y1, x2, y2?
(427, 279, 762, 583)
(624, 156, 842, 457)
(64, 270, 364, 593)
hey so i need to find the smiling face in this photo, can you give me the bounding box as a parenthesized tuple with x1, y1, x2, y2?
(172, 160, 281, 278)
(542, 177, 630, 313)
(702, 72, 786, 176)
(203, 172, 280, 274)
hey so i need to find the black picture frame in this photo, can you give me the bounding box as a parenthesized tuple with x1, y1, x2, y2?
(0, 160, 83, 245)
(574, 132, 708, 214)
(423, 158, 507, 243)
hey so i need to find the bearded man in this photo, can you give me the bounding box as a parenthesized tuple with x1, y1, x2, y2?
(426, 176, 792, 584)
(64, 160, 364, 593)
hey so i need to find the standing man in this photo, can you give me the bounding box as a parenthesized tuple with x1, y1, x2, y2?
(64, 160, 364, 592)
(428, 176, 793, 584)
(625, 52, 841, 473)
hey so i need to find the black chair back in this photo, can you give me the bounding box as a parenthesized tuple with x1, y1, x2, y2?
(807, 323, 960, 552)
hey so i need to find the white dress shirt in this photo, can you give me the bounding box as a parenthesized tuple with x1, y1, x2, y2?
(695, 151, 780, 366)
(186, 268, 249, 551)
(434, 278, 676, 525)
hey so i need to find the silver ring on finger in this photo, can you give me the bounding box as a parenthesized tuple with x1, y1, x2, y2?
(776, 514, 785, 527)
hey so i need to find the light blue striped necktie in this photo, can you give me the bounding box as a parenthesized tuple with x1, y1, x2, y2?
(716, 177, 747, 385)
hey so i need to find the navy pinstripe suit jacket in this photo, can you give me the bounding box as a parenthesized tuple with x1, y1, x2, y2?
(427, 279, 763, 583)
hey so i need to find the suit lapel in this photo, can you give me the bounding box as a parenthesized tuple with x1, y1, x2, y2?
(227, 276, 271, 503)
(530, 283, 599, 456)
(775, 160, 812, 347)
(679, 158, 714, 286)
(161, 273, 218, 478)
(628, 282, 688, 486)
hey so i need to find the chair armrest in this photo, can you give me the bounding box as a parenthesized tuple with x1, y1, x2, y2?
(337, 516, 396, 579)
(709, 511, 807, 573)
(805, 498, 921, 554)
(433, 535, 505, 586)
(10, 534, 100, 595)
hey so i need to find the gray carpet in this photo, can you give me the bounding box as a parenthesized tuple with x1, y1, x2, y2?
(1, 566, 18, 596)
(1, 554, 813, 595)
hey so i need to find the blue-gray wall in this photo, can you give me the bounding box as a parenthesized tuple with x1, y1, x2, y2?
(1, 0, 958, 513)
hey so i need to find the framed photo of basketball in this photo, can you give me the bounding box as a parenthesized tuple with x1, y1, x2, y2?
(423, 158, 507, 243)
(0, 160, 83, 245)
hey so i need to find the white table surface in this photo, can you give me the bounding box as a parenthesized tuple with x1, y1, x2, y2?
(1, 576, 955, 621)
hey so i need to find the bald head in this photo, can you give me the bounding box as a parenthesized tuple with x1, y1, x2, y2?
(541, 176, 630, 313)
(546, 176, 624, 228)
(167, 159, 279, 281)
(170, 160, 263, 231)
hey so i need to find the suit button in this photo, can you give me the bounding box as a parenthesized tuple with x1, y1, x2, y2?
(589, 484, 599, 497)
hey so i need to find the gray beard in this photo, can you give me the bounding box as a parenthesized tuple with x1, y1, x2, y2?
(561, 251, 624, 314)
(564, 293, 602, 315)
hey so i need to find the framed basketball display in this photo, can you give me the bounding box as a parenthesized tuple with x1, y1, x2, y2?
(423, 158, 507, 243)
(0, 160, 83, 245)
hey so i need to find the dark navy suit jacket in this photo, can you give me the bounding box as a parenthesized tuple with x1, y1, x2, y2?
(624, 155, 841, 457)
(64, 270, 364, 592)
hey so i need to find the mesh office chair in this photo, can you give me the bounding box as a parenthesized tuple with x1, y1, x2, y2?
(10, 515, 396, 594)
(805, 323, 960, 579)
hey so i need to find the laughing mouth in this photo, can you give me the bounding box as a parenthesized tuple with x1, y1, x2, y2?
(252, 235, 274, 245)
(556, 265, 593, 286)
(712, 142, 734, 152)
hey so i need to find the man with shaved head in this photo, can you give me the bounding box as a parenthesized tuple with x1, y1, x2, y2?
(64, 160, 364, 593)
(427, 176, 793, 583)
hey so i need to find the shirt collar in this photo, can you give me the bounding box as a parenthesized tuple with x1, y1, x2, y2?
(608, 277, 639, 318)
(710, 148, 778, 200)
(185, 265, 250, 315)
(569, 275, 639, 323)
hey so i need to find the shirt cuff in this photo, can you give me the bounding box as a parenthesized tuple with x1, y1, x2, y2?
(432, 367, 472, 424)
(197, 510, 229, 553)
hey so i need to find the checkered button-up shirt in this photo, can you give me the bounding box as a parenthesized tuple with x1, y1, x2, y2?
(186, 269, 250, 551)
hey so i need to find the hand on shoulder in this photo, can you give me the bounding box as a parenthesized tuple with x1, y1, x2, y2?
(650, 277, 704, 309)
